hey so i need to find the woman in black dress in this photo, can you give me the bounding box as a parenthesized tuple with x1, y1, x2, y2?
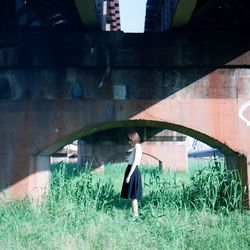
(121, 131, 142, 220)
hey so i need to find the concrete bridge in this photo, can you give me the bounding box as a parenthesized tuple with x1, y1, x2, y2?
(0, 0, 250, 205)
(0, 30, 250, 203)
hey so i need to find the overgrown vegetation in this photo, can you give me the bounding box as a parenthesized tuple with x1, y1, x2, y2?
(142, 158, 247, 213)
(0, 159, 249, 249)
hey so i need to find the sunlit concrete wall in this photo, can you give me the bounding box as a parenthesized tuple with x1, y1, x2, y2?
(141, 141, 188, 171)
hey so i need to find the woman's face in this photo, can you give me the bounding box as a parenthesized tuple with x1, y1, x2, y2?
(128, 136, 133, 146)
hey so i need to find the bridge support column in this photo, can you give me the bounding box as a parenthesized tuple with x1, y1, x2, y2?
(0, 153, 51, 202)
(225, 154, 249, 207)
(28, 156, 51, 202)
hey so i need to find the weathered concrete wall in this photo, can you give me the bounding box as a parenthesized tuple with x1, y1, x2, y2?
(0, 31, 250, 203)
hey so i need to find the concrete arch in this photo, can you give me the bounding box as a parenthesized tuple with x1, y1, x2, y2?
(28, 119, 239, 194)
(1, 97, 249, 203)
(42, 119, 246, 190)
(39, 119, 241, 175)
(40, 119, 238, 157)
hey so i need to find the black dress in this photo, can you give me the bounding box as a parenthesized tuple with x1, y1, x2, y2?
(120, 164, 142, 200)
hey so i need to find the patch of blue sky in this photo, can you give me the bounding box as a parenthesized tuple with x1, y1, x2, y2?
(119, 0, 147, 33)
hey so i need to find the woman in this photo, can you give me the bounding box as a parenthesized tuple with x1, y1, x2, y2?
(121, 131, 142, 221)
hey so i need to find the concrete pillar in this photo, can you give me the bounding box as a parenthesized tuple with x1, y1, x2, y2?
(238, 155, 249, 207)
(0, 154, 50, 202)
(29, 156, 51, 202)
(225, 154, 238, 170)
(77, 139, 85, 172)
(225, 154, 249, 207)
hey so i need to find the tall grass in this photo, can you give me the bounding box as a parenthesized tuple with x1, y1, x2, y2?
(49, 163, 115, 212)
(142, 158, 247, 213)
(0, 159, 249, 249)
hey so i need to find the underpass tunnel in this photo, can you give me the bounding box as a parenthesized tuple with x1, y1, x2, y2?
(46, 120, 244, 179)
(0, 0, 249, 205)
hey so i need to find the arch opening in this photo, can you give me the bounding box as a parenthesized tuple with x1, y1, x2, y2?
(40, 119, 238, 157)
(40, 119, 243, 175)
(29, 119, 248, 207)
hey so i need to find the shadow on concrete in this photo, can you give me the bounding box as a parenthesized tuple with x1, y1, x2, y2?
(1, 31, 250, 99)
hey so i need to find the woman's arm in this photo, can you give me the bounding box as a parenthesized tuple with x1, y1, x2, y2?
(125, 144, 142, 183)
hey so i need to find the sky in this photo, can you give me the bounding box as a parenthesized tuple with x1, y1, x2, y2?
(119, 0, 147, 33)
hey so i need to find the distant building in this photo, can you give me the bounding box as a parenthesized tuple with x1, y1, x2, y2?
(100, 0, 121, 31)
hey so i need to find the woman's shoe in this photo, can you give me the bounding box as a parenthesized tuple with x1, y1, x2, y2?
(131, 216, 139, 222)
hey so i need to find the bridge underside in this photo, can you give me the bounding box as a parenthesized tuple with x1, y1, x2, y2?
(0, 30, 250, 205)
(145, 0, 250, 31)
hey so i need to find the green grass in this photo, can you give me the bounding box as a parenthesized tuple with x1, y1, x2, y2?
(0, 160, 249, 250)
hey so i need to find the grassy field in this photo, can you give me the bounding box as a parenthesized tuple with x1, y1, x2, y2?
(0, 159, 249, 250)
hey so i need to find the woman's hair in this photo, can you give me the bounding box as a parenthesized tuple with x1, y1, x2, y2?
(128, 131, 140, 144)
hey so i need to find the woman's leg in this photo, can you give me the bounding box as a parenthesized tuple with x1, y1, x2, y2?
(131, 199, 138, 217)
